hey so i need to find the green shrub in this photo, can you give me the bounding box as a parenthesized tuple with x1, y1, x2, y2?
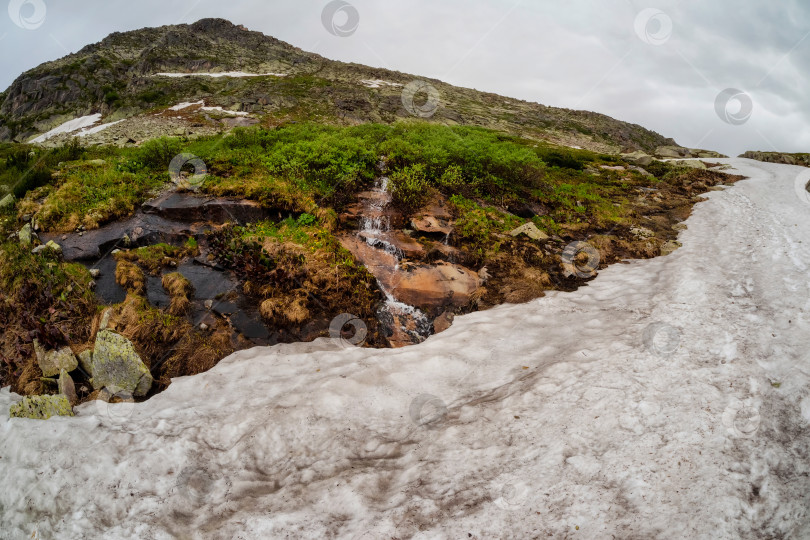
(138, 137, 182, 169)
(389, 164, 429, 212)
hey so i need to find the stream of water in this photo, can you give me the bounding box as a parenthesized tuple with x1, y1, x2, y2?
(356, 177, 432, 346)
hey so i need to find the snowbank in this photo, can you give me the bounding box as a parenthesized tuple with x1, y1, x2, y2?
(360, 79, 404, 89)
(2, 159, 809, 538)
(75, 120, 125, 137)
(29, 114, 102, 143)
(154, 72, 286, 78)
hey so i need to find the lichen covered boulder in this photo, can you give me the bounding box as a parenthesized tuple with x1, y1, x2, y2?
(0, 193, 15, 210)
(91, 330, 153, 396)
(9, 394, 74, 420)
(18, 223, 32, 246)
(33, 340, 78, 377)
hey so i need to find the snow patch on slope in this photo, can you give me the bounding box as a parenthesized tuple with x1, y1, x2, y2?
(30, 114, 102, 143)
(154, 72, 286, 78)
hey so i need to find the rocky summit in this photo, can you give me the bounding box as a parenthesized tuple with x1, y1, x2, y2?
(1, 18, 680, 154)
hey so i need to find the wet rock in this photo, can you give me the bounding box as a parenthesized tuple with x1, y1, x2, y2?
(411, 215, 453, 236)
(40, 212, 204, 261)
(0, 193, 15, 210)
(509, 222, 549, 241)
(392, 263, 479, 310)
(9, 395, 74, 420)
(18, 224, 32, 246)
(92, 330, 153, 396)
(33, 340, 78, 377)
(142, 192, 272, 224)
(359, 230, 424, 259)
(58, 369, 78, 406)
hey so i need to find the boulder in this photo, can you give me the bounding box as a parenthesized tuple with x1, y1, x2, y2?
(0, 193, 15, 210)
(656, 146, 688, 159)
(660, 240, 682, 256)
(58, 369, 78, 406)
(19, 224, 32, 246)
(672, 159, 707, 170)
(91, 330, 153, 396)
(392, 263, 479, 310)
(630, 227, 655, 240)
(433, 311, 455, 334)
(33, 340, 78, 377)
(411, 215, 453, 236)
(622, 151, 654, 166)
(509, 222, 549, 241)
(78, 350, 93, 375)
(9, 394, 74, 420)
(45, 240, 62, 254)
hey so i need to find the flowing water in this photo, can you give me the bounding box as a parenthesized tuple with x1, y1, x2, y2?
(355, 177, 432, 347)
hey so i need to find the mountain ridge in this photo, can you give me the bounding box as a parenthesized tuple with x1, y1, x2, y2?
(0, 18, 679, 153)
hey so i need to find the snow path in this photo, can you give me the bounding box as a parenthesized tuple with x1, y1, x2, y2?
(2, 159, 810, 539)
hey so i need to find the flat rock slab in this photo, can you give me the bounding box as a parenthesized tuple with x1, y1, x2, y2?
(391, 263, 480, 310)
(142, 192, 271, 224)
(41, 213, 205, 261)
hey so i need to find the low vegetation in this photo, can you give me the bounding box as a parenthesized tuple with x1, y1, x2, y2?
(0, 119, 743, 403)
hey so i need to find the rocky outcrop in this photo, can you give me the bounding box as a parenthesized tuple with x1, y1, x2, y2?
(91, 330, 153, 396)
(655, 146, 727, 160)
(9, 394, 74, 419)
(739, 151, 810, 167)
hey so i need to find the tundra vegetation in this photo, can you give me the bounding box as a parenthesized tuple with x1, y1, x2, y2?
(0, 121, 741, 406)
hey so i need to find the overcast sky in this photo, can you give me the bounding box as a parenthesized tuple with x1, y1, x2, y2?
(1, 0, 808, 156)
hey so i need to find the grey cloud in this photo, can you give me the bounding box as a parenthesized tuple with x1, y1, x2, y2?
(1, 0, 808, 156)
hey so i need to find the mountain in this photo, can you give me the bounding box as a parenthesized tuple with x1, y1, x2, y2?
(0, 18, 677, 153)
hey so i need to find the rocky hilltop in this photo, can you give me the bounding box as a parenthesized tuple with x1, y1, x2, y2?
(0, 18, 678, 153)
(740, 151, 810, 167)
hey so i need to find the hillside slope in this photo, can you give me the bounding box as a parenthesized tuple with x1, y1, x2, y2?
(0, 18, 677, 153)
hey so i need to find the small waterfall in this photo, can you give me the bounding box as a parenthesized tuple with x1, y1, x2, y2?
(356, 176, 432, 345)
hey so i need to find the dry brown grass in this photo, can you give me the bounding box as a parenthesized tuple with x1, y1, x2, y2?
(105, 294, 191, 360)
(162, 272, 194, 316)
(115, 260, 145, 294)
(158, 322, 234, 382)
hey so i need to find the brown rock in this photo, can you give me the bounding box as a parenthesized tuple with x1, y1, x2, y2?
(411, 215, 453, 236)
(433, 311, 455, 334)
(392, 263, 479, 310)
(58, 369, 78, 406)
